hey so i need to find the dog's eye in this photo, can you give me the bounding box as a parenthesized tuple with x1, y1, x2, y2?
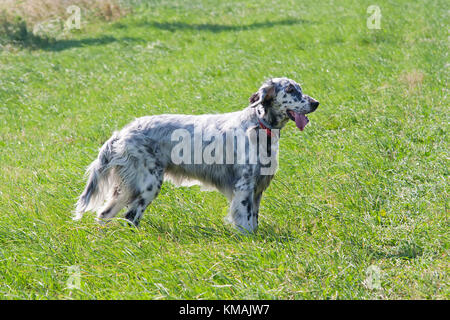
(286, 84, 295, 93)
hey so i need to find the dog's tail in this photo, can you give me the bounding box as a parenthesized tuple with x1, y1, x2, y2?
(74, 133, 119, 220)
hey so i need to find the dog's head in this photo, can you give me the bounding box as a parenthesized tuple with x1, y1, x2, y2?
(249, 77, 319, 130)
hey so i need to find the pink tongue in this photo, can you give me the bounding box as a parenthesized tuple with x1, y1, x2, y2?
(293, 112, 309, 131)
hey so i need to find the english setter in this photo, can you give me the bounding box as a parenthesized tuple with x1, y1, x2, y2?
(75, 77, 319, 232)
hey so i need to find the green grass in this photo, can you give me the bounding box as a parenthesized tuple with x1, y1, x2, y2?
(0, 0, 448, 299)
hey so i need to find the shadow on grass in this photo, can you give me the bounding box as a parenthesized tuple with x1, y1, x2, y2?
(2, 18, 312, 51)
(130, 18, 312, 33)
(362, 241, 425, 260)
(4, 35, 146, 51)
(134, 218, 298, 243)
(44, 36, 146, 51)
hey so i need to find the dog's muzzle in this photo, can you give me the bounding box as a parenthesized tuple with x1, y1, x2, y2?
(287, 97, 319, 131)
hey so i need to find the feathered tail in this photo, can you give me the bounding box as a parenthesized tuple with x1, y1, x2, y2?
(74, 133, 118, 219)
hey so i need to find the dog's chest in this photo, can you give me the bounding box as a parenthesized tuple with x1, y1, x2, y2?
(255, 173, 274, 194)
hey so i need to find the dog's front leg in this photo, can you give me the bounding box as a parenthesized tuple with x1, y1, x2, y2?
(252, 191, 262, 230)
(227, 187, 257, 233)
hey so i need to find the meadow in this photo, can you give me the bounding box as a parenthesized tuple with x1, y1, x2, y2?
(0, 0, 448, 299)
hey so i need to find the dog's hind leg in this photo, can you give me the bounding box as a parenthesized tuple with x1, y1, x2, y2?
(123, 167, 164, 226)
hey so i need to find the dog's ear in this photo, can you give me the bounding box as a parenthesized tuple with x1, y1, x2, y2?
(249, 80, 275, 108)
(249, 92, 260, 104)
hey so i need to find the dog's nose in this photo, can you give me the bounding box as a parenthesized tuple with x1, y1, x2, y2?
(306, 96, 319, 111)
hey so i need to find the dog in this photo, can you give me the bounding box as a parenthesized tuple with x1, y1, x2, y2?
(75, 77, 319, 232)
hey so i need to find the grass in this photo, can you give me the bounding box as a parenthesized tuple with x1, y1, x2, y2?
(0, 0, 448, 299)
(0, 0, 126, 48)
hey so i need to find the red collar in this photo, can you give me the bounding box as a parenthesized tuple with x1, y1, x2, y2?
(258, 118, 273, 137)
